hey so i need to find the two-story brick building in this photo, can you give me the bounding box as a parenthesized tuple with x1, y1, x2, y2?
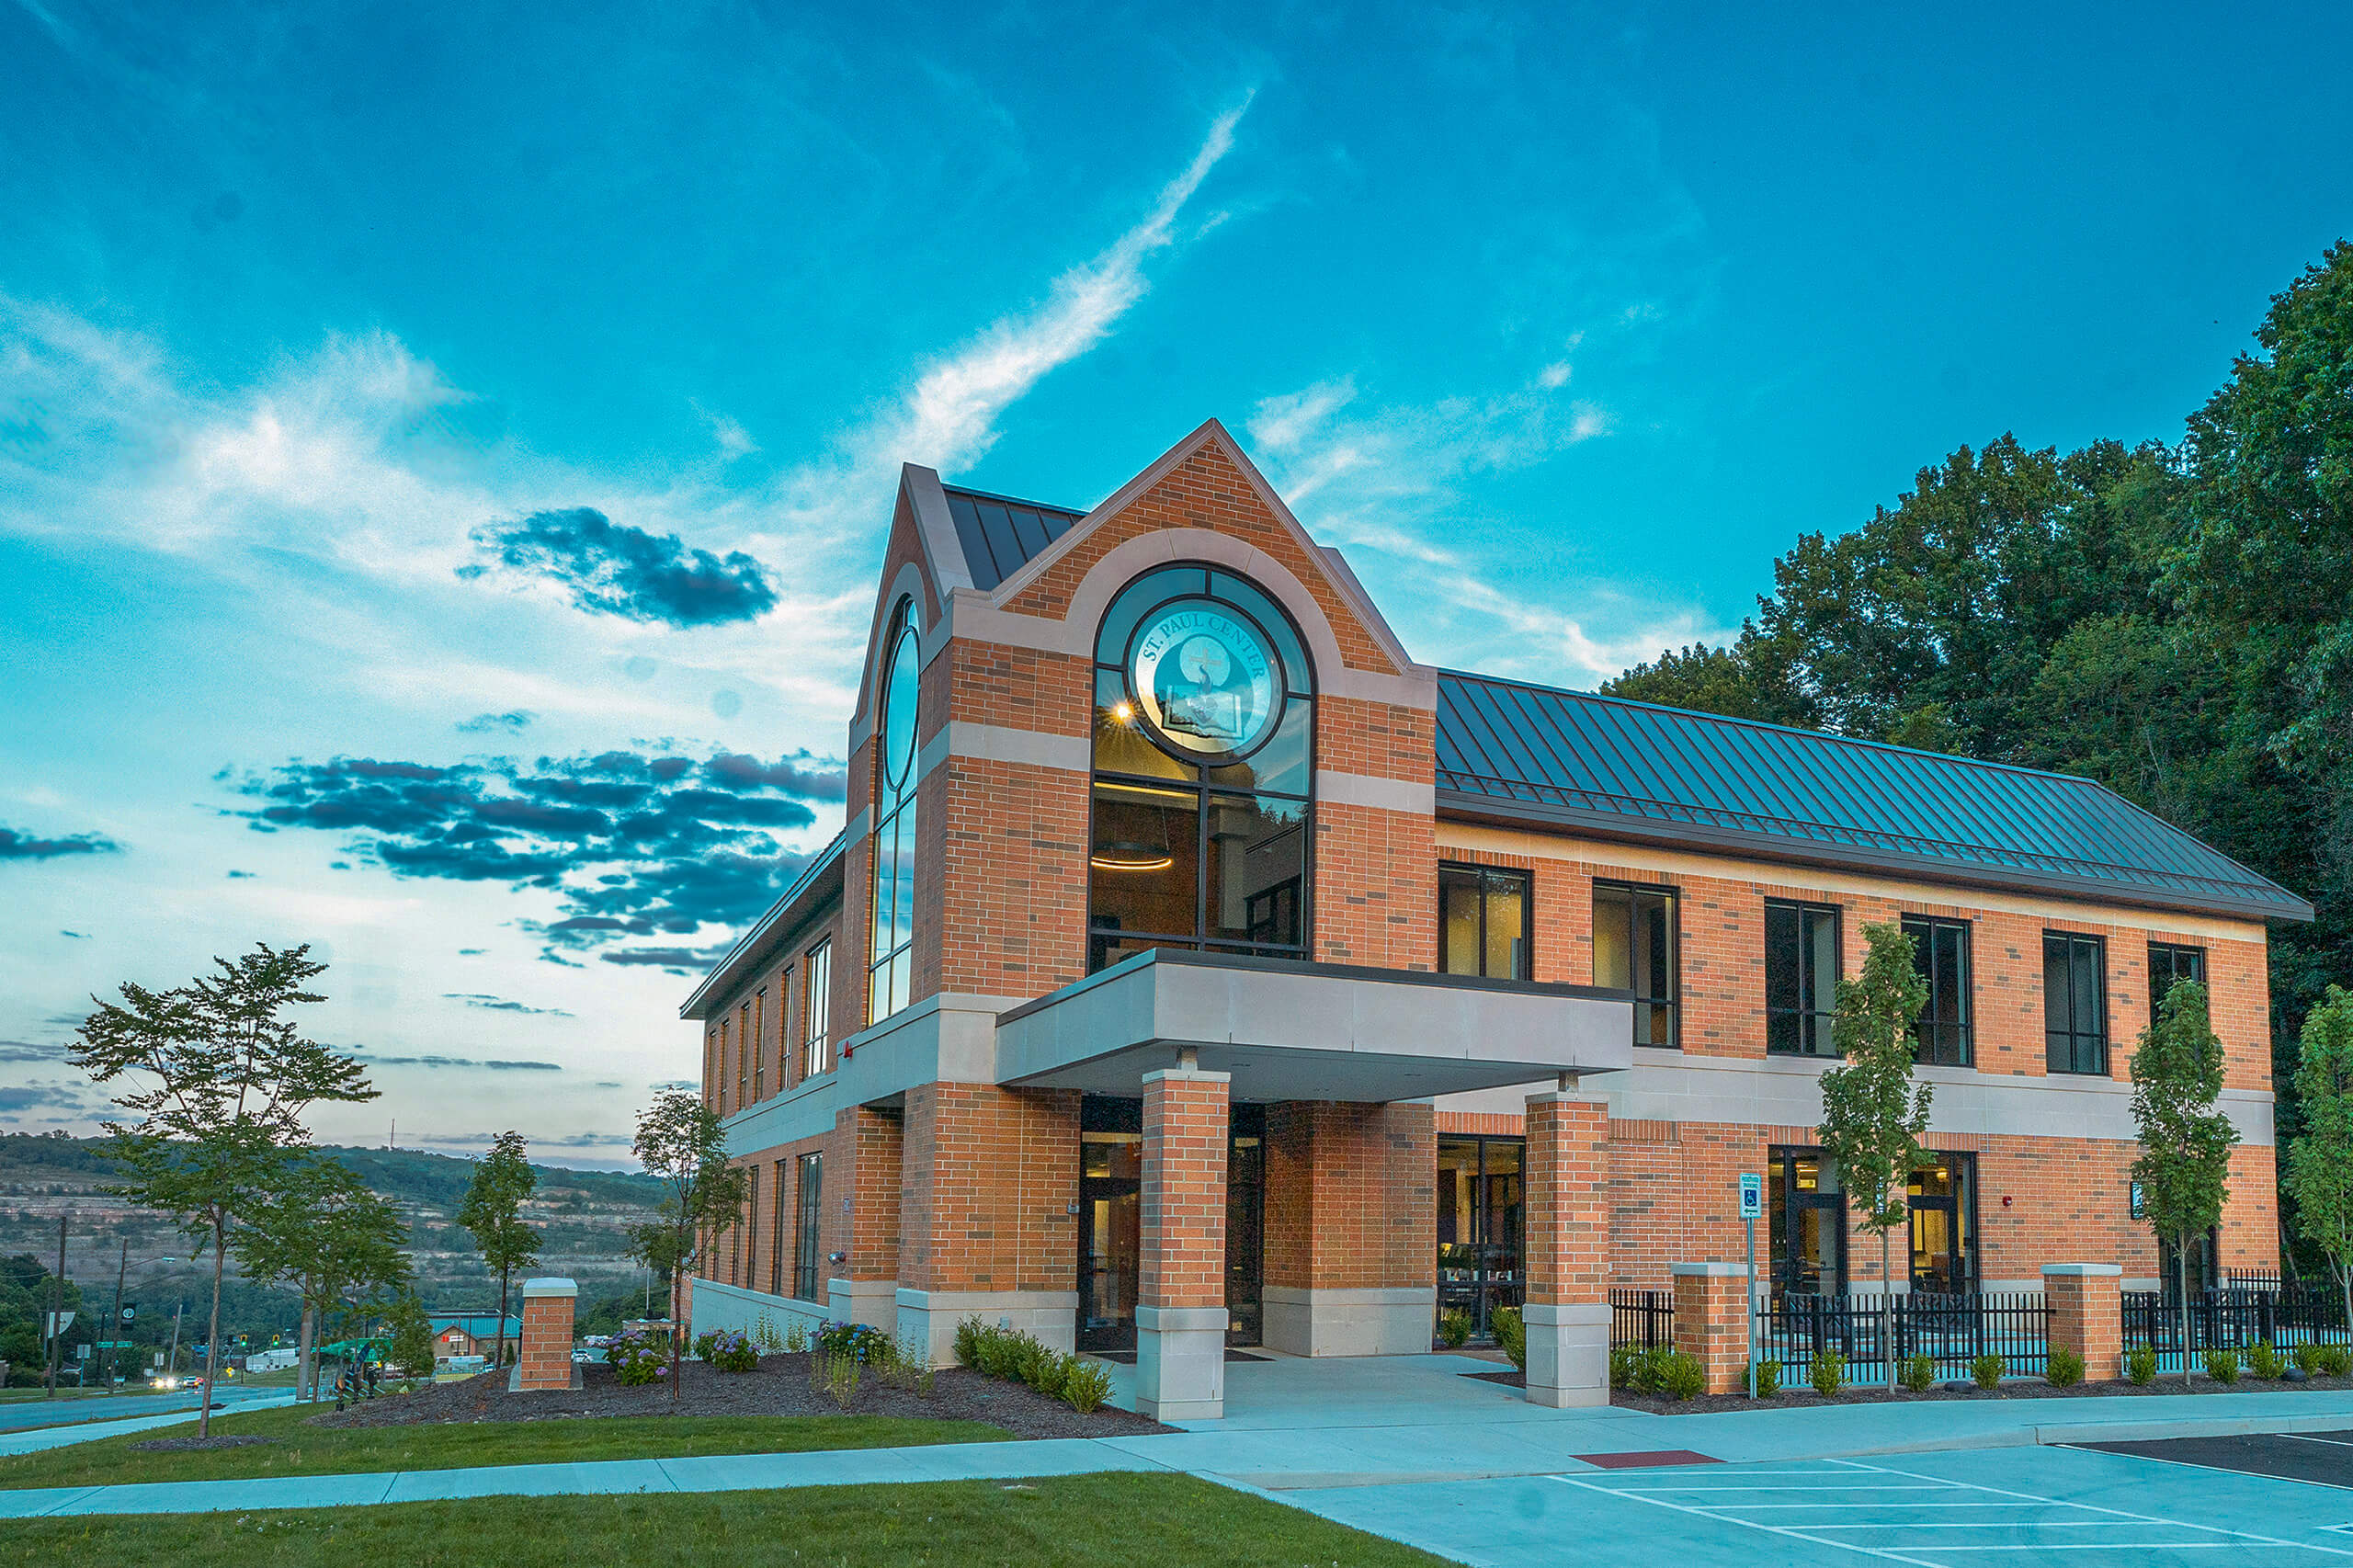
(681, 419, 2309, 1418)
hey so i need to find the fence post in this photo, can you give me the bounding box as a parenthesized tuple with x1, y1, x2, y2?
(2042, 1264, 2122, 1381)
(1672, 1263, 1753, 1394)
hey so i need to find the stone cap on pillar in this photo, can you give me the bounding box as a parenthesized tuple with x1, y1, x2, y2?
(522, 1277, 580, 1298)
(1671, 1262, 1752, 1278)
(2040, 1264, 2122, 1278)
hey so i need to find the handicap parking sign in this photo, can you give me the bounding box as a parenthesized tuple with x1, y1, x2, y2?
(1739, 1172, 1763, 1220)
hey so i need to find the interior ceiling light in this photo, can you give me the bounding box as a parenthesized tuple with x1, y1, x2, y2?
(1090, 843, 1174, 872)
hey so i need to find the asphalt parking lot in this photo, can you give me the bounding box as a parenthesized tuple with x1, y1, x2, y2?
(2080, 1427, 2353, 1489)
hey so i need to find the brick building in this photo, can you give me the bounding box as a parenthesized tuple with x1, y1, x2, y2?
(681, 419, 2310, 1417)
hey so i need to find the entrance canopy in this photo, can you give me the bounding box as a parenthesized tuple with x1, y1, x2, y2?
(997, 948, 1632, 1101)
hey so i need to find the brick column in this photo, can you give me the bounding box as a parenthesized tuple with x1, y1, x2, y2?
(1522, 1089, 1610, 1408)
(827, 1105, 904, 1331)
(1137, 1064, 1230, 1421)
(1261, 1101, 1436, 1357)
(2043, 1263, 2123, 1381)
(1673, 1264, 1756, 1394)
(514, 1277, 579, 1392)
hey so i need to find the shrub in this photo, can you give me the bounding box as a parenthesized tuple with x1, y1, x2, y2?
(1609, 1344, 1643, 1391)
(953, 1317, 985, 1369)
(814, 1322, 892, 1365)
(752, 1319, 784, 1354)
(2046, 1348, 2084, 1388)
(1971, 1353, 2006, 1390)
(2248, 1342, 2283, 1380)
(607, 1327, 666, 1388)
(2295, 1342, 2324, 1375)
(1899, 1354, 1937, 1392)
(1743, 1358, 1781, 1397)
(2316, 1344, 2352, 1379)
(1062, 1357, 1113, 1414)
(1437, 1310, 1472, 1349)
(693, 1329, 758, 1374)
(1014, 1336, 1061, 1395)
(1809, 1349, 1845, 1397)
(1655, 1351, 1706, 1402)
(1611, 1344, 1672, 1394)
(784, 1321, 809, 1354)
(2205, 1347, 2241, 1384)
(1492, 1306, 1527, 1373)
(813, 1348, 862, 1408)
(2127, 1344, 2158, 1385)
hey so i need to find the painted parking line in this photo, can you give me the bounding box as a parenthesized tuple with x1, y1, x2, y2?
(1552, 1456, 2353, 1566)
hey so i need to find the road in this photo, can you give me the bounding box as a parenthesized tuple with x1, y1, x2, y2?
(0, 1385, 269, 1434)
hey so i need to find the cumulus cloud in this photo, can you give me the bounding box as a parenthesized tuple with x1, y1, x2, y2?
(443, 992, 574, 1017)
(597, 946, 728, 973)
(226, 744, 837, 957)
(355, 1053, 563, 1072)
(458, 710, 535, 733)
(0, 824, 120, 860)
(464, 506, 779, 627)
(0, 1040, 69, 1064)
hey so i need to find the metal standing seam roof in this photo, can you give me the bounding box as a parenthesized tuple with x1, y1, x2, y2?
(942, 486, 1087, 592)
(1436, 671, 2313, 923)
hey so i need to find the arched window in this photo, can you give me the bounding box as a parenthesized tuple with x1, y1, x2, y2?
(868, 599, 920, 1023)
(1087, 565, 1315, 972)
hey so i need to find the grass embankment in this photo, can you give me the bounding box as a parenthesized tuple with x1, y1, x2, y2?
(6, 1472, 1449, 1567)
(0, 1399, 1011, 1490)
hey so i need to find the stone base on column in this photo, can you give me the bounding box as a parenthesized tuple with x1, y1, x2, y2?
(1261, 1287, 1436, 1358)
(829, 1277, 896, 1331)
(1136, 1304, 1228, 1421)
(896, 1288, 1077, 1367)
(1523, 1301, 1610, 1408)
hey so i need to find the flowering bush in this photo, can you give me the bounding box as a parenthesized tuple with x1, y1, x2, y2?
(694, 1328, 760, 1374)
(607, 1327, 667, 1387)
(813, 1321, 892, 1364)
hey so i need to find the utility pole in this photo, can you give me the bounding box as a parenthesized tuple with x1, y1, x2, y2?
(108, 1238, 129, 1395)
(166, 1302, 184, 1384)
(45, 1214, 67, 1400)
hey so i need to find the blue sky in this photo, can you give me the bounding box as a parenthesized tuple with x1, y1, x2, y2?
(3, 1, 2347, 1166)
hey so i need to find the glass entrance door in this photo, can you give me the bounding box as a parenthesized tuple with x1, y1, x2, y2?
(1768, 1147, 1847, 1298)
(1438, 1135, 1524, 1338)
(1078, 1128, 1142, 1352)
(1908, 1154, 1977, 1294)
(1227, 1104, 1265, 1347)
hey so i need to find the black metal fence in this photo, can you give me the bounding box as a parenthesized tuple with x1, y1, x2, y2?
(2123, 1285, 2351, 1358)
(1755, 1291, 2051, 1385)
(1609, 1289, 1675, 1350)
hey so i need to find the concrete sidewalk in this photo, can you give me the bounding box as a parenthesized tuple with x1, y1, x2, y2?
(12, 1355, 2353, 1518)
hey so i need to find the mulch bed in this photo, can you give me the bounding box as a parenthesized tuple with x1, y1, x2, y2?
(129, 1435, 280, 1451)
(1459, 1365, 2353, 1413)
(306, 1356, 1176, 1439)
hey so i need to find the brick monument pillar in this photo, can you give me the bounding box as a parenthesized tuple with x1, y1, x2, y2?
(2042, 1263, 2123, 1381)
(514, 1277, 580, 1392)
(1137, 1061, 1230, 1421)
(1673, 1263, 1756, 1394)
(1522, 1086, 1610, 1408)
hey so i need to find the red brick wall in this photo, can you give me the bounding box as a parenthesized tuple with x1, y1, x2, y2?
(1264, 1101, 1435, 1290)
(896, 1084, 1080, 1294)
(1523, 1095, 1609, 1306)
(1141, 1074, 1230, 1310)
(934, 754, 1091, 1001)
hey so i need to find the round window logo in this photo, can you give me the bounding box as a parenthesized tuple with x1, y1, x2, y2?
(1129, 600, 1283, 759)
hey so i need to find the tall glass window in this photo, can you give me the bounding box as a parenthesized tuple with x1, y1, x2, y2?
(769, 1159, 789, 1295)
(750, 989, 766, 1101)
(1087, 566, 1314, 971)
(718, 1017, 733, 1114)
(2149, 942, 2207, 1018)
(736, 1000, 751, 1106)
(1766, 900, 1841, 1056)
(1594, 881, 1677, 1046)
(2045, 932, 2109, 1074)
(1903, 915, 1972, 1066)
(802, 940, 833, 1077)
(868, 600, 921, 1023)
(740, 1165, 758, 1288)
(792, 1152, 823, 1302)
(1439, 864, 1529, 980)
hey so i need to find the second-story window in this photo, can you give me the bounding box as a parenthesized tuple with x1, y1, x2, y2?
(2150, 942, 2207, 1018)
(1594, 881, 1678, 1048)
(718, 1017, 733, 1114)
(1904, 915, 1972, 1067)
(1439, 864, 1529, 980)
(1766, 899, 1841, 1057)
(751, 989, 766, 1101)
(737, 1000, 751, 1106)
(869, 599, 921, 1024)
(803, 939, 833, 1077)
(2045, 931, 2109, 1074)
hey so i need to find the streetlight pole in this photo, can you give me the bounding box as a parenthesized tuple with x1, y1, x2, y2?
(45, 1214, 67, 1401)
(108, 1238, 128, 1395)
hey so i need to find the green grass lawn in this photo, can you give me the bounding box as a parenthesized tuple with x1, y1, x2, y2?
(0, 1399, 1012, 1490)
(4, 1472, 1451, 1567)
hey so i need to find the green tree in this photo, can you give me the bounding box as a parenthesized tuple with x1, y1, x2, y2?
(2287, 987, 2353, 1331)
(456, 1131, 540, 1370)
(2131, 980, 2240, 1385)
(627, 1092, 747, 1402)
(234, 1154, 412, 1400)
(385, 1290, 436, 1381)
(1600, 640, 1802, 725)
(68, 943, 375, 1436)
(1816, 922, 1933, 1390)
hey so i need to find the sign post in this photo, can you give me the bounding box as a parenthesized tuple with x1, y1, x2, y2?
(1739, 1173, 1764, 1399)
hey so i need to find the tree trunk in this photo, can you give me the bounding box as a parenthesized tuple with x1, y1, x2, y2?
(297, 1303, 317, 1402)
(672, 1221, 687, 1403)
(495, 1267, 510, 1374)
(201, 1213, 225, 1439)
(2178, 1246, 2193, 1388)
(1881, 1229, 1896, 1392)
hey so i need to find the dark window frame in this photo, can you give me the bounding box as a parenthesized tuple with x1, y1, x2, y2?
(2044, 930, 2109, 1075)
(2149, 942, 2208, 1020)
(1765, 898, 1843, 1058)
(1904, 914, 1974, 1068)
(1438, 862, 1533, 981)
(792, 1152, 824, 1303)
(1593, 879, 1680, 1049)
(769, 1158, 789, 1296)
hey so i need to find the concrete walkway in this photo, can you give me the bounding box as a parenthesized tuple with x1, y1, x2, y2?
(11, 1354, 2353, 1519)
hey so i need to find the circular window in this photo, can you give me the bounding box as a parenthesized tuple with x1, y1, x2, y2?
(1126, 598, 1285, 761)
(881, 619, 919, 790)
